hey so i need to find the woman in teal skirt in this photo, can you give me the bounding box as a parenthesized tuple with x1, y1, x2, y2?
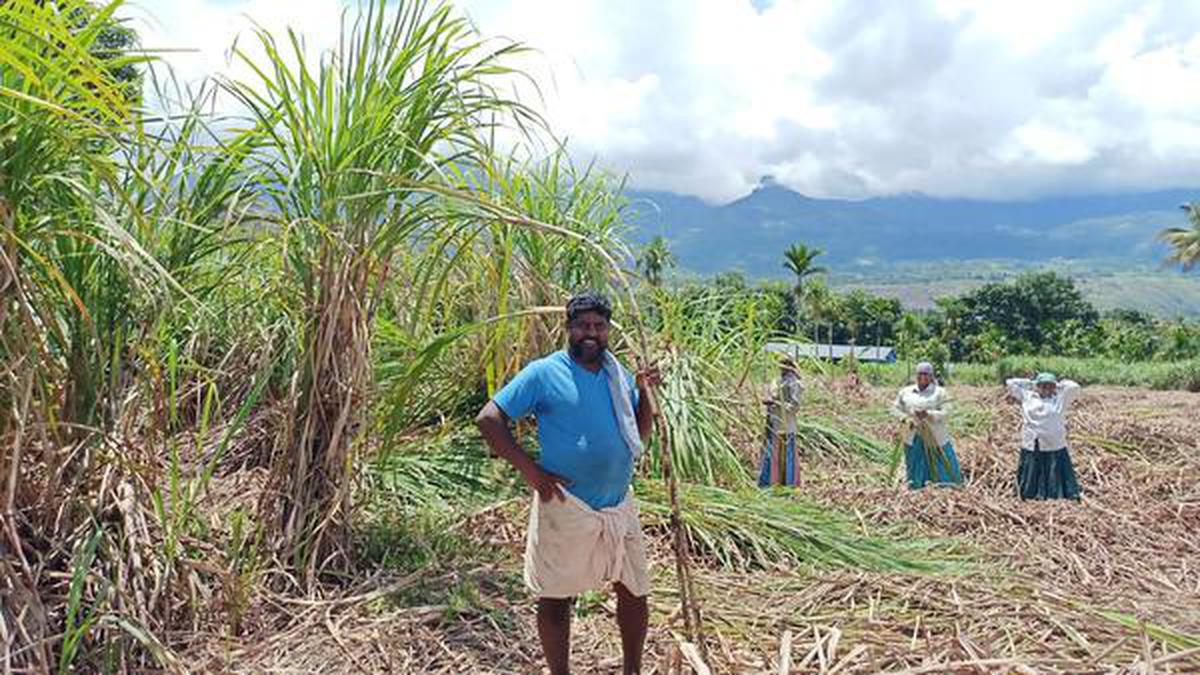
(1005, 373, 1082, 501)
(891, 362, 963, 489)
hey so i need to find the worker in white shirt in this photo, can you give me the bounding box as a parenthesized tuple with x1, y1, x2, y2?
(891, 362, 962, 489)
(1005, 372, 1082, 501)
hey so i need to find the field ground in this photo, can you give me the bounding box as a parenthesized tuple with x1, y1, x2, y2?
(183, 384, 1200, 674)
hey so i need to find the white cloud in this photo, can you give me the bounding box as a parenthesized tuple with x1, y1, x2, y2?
(1006, 120, 1096, 165)
(126, 0, 1200, 202)
(128, 0, 345, 113)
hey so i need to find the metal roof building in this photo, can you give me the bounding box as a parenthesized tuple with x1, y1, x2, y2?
(766, 342, 897, 363)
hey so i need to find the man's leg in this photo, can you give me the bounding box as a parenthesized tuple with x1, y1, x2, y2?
(536, 596, 573, 675)
(614, 582, 648, 675)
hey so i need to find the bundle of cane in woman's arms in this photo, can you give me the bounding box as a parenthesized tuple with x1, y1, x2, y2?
(913, 417, 953, 478)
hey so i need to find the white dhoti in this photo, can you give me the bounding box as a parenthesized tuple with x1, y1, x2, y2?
(523, 490, 651, 599)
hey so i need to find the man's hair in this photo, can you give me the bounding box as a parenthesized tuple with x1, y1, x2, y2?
(566, 292, 612, 323)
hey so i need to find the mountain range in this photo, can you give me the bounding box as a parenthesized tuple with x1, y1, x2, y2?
(625, 178, 1197, 276)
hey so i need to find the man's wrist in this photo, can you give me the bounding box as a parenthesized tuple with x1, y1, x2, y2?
(518, 456, 542, 480)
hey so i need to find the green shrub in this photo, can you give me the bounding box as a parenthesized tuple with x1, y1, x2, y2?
(994, 355, 1200, 390)
(1150, 360, 1200, 392)
(857, 357, 1200, 391)
(859, 361, 993, 386)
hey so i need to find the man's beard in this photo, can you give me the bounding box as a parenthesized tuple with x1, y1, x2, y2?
(569, 338, 606, 363)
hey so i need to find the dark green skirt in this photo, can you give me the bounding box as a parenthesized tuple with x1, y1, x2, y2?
(1017, 447, 1081, 501)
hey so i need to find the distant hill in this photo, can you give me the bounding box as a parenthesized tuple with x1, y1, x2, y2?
(625, 178, 1197, 275)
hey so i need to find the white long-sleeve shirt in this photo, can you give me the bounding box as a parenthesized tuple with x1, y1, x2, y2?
(891, 384, 952, 447)
(1006, 378, 1081, 451)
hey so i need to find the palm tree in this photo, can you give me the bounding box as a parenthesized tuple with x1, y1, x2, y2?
(1160, 203, 1200, 271)
(783, 243, 826, 335)
(638, 235, 676, 287)
(897, 311, 926, 377)
(805, 279, 835, 355)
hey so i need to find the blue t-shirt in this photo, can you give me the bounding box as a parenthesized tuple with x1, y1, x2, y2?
(493, 350, 639, 510)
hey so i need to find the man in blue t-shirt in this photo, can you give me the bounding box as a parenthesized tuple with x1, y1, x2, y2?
(476, 292, 659, 675)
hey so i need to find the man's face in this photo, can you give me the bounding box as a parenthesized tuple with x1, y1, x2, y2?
(917, 372, 933, 389)
(1037, 382, 1057, 398)
(567, 310, 610, 363)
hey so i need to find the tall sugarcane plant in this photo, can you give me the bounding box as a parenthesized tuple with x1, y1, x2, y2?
(221, 0, 533, 585)
(376, 150, 629, 435)
(0, 1, 163, 668)
(468, 152, 629, 395)
(645, 288, 776, 486)
(0, 0, 146, 438)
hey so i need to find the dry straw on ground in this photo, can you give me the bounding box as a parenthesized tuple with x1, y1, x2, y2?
(177, 383, 1198, 674)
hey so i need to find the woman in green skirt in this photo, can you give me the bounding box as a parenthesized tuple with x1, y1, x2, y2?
(891, 362, 963, 489)
(1005, 373, 1082, 501)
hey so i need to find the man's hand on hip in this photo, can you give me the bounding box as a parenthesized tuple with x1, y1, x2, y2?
(524, 465, 570, 502)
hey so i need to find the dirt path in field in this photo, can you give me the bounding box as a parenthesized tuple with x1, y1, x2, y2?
(186, 385, 1200, 673)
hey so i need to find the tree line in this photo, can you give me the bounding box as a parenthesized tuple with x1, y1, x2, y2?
(640, 244, 1200, 366)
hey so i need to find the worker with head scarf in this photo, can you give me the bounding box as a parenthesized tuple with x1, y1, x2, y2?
(890, 362, 963, 489)
(758, 356, 803, 486)
(1005, 372, 1082, 501)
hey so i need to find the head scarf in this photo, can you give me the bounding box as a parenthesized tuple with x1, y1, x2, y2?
(915, 361, 936, 390)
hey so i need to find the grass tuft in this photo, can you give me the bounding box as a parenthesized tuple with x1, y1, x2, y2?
(637, 481, 970, 574)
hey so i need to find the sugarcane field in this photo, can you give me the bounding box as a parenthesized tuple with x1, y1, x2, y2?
(3, 1, 1200, 674)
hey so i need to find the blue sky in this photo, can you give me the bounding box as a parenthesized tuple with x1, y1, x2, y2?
(130, 0, 1200, 203)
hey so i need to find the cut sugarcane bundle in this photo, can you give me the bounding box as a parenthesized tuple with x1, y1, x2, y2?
(914, 420, 956, 483)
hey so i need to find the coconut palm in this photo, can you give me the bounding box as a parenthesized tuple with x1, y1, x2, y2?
(805, 279, 831, 350)
(1159, 202, 1200, 271)
(783, 243, 826, 333)
(638, 235, 676, 287)
(897, 311, 926, 376)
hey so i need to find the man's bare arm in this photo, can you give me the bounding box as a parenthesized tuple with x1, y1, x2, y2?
(475, 401, 567, 502)
(634, 365, 662, 443)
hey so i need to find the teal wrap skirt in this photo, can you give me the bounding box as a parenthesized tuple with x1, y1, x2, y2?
(905, 435, 963, 489)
